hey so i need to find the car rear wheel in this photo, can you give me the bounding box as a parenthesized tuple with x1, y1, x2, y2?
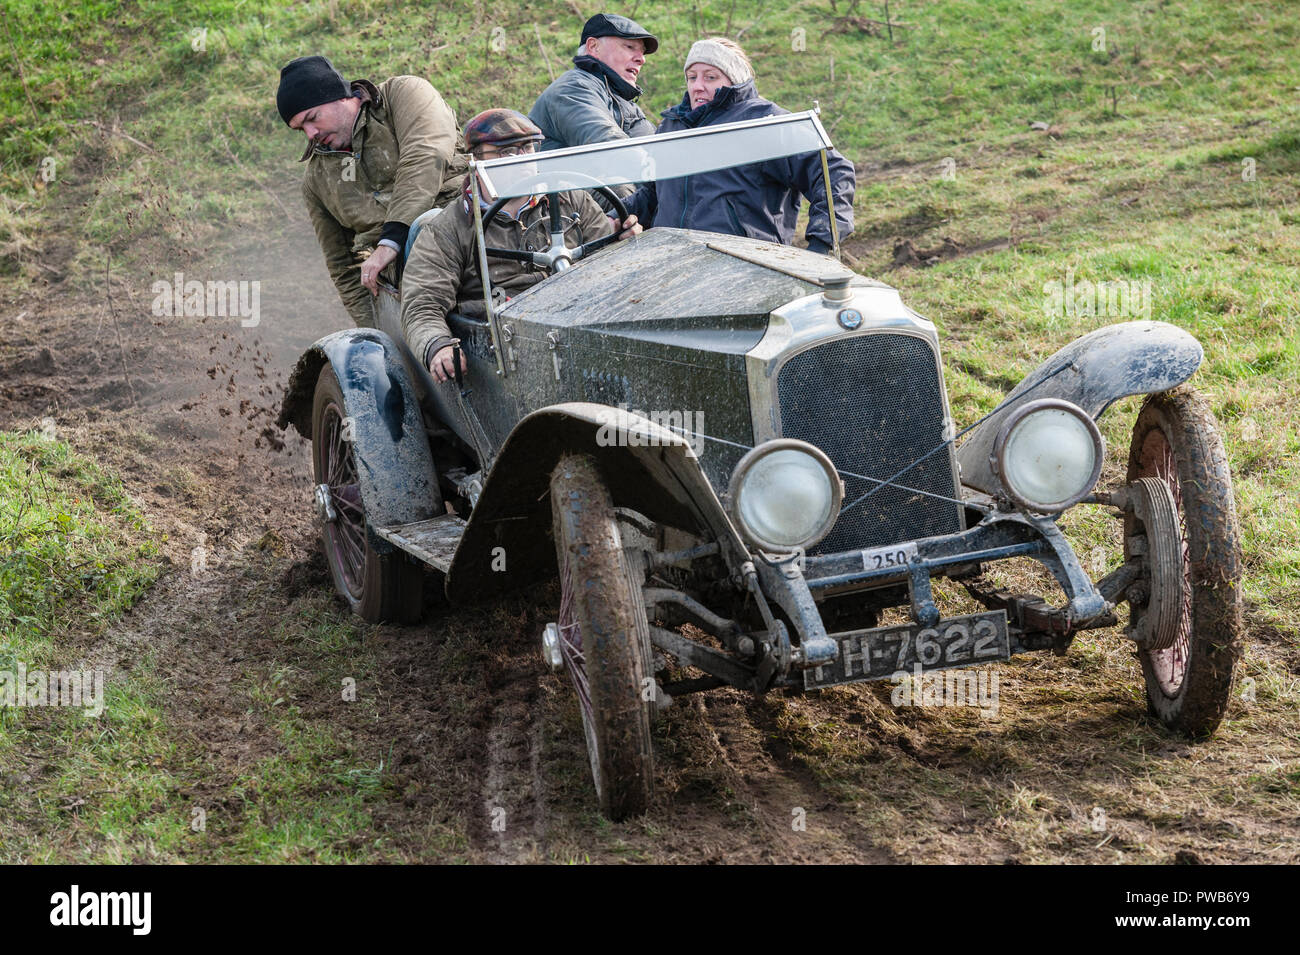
(311, 364, 423, 624)
(550, 453, 654, 820)
(1125, 386, 1242, 737)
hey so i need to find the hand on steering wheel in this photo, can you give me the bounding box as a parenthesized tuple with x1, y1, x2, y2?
(482, 186, 632, 271)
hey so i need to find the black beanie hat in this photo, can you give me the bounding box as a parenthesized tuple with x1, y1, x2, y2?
(276, 55, 351, 126)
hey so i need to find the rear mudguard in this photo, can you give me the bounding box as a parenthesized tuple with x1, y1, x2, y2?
(446, 402, 750, 603)
(277, 329, 441, 550)
(957, 320, 1203, 495)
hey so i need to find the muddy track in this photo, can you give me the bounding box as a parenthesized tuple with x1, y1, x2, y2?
(475, 642, 547, 861)
(682, 692, 893, 862)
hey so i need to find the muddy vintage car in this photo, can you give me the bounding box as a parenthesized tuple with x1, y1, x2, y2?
(278, 114, 1242, 820)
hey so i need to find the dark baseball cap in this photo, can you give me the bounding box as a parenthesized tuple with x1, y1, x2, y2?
(580, 13, 658, 54)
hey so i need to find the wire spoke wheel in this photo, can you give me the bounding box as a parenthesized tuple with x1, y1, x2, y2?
(1125, 386, 1243, 736)
(321, 402, 366, 598)
(550, 454, 654, 821)
(556, 556, 601, 793)
(311, 364, 423, 624)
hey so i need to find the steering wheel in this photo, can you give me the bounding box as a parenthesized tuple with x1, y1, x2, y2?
(481, 185, 629, 274)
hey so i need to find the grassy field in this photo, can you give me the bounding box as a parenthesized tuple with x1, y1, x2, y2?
(1, 0, 1297, 861)
(0, 431, 167, 860)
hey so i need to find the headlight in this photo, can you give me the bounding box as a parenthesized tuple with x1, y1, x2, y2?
(728, 439, 843, 551)
(990, 398, 1104, 513)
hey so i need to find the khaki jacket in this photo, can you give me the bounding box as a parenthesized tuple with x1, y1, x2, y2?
(301, 76, 469, 326)
(402, 189, 612, 366)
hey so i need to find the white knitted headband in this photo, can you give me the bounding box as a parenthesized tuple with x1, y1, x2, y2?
(684, 39, 753, 85)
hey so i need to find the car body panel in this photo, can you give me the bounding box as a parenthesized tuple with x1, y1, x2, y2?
(444, 402, 752, 603)
(957, 320, 1204, 494)
(277, 328, 441, 550)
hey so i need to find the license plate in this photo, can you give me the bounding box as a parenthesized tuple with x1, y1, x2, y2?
(803, 610, 1010, 690)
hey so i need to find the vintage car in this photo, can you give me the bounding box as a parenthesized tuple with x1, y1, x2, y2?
(277, 114, 1243, 821)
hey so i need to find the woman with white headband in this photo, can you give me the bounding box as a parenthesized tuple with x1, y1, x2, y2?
(626, 37, 855, 253)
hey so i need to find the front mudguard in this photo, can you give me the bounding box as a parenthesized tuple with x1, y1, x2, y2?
(277, 329, 441, 549)
(445, 402, 752, 603)
(957, 320, 1203, 495)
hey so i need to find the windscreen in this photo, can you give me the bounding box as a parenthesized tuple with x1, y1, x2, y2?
(475, 110, 833, 200)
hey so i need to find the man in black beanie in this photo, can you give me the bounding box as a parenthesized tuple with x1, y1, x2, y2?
(277, 55, 468, 327)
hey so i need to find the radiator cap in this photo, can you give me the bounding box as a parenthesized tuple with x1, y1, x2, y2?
(822, 275, 852, 305)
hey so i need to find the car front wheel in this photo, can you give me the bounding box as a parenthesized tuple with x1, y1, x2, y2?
(1124, 385, 1243, 736)
(549, 453, 654, 820)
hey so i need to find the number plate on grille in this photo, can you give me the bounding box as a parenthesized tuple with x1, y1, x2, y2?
(803, 611, 1010, 690)
(860, 541, 918, 572)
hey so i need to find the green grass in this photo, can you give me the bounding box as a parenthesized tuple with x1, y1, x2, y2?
(0, 428, 160, 648)
(0, 504, 451, 861)
(0, 428, 172, 862)
(2, 0, 1296, 264)
(0, 430, 451, 862)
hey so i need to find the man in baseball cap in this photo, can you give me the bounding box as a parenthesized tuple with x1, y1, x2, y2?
(529, 13, 658, 207)
(276, 55, 468, 327)
(401, 109, 641, 383)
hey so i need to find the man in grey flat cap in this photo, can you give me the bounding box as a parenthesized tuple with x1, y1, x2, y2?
(529, 13, 658, 206)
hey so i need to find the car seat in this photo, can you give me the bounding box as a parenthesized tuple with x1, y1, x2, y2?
(404, 206, 446, 261)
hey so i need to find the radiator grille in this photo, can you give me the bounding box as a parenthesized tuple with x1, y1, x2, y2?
(776, 332, 963, 555)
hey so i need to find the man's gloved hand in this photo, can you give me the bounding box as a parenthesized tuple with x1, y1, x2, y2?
(429, 344, 468, 383)
(361, 245, 399, 293)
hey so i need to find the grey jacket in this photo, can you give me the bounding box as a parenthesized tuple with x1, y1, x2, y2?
(529, 64, 655, 151)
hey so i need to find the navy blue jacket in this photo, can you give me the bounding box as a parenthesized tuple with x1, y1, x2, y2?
(626, 81, 855, 252)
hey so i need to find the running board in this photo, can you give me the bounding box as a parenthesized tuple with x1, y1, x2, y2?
(373, 513, 466, 572)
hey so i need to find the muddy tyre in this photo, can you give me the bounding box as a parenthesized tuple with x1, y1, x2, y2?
(550, 454, 654, 820)
(312, 364, 423, 624)
(1125, 385, 1242, 737)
